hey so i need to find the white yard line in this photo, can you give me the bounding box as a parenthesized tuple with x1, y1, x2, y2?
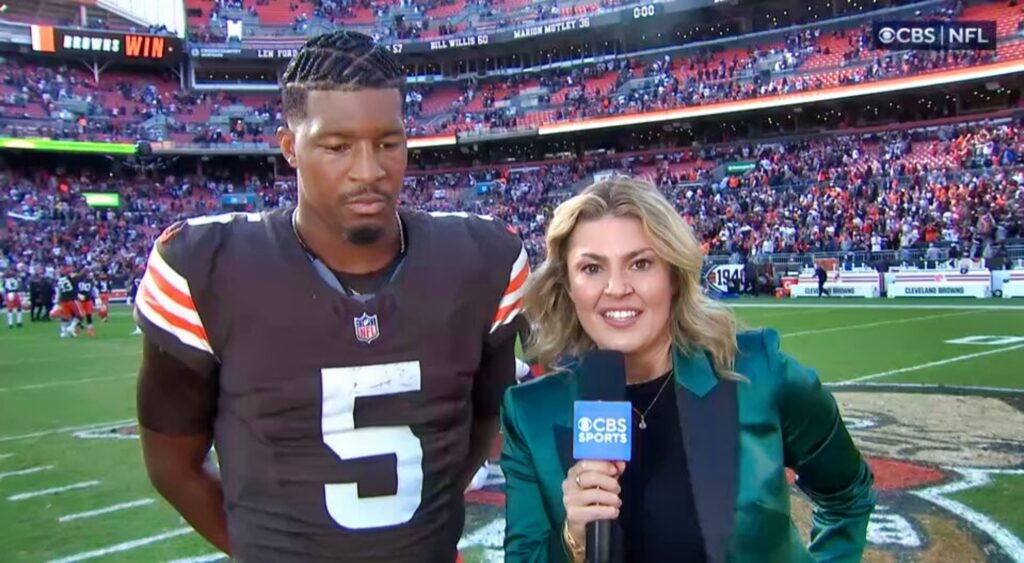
(73, 423, 138, 441)
(47, 527, 193, 563)
(457, 517, 505, 550)
(837, 344, 1024, 385)
(8, 480, 100, 501)
(0, 374, 134, 393)
(745, 308, 836, 320)
(828, 382, 1024, 394)
(912, 468, 1024, 561)
(782, 310, 981, 338)
(0, 351, 139, 369)
(0, 465, 53, 480)
(729, 302, 1024, 310)
(168, 554, 228, 563)
(745, 309, 839, 321)
(0, 419, 135, 443)
(58, 498, 155, 523)
(0, 453, 14, 460)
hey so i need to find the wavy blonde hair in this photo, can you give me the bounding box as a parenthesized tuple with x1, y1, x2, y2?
(523, 177, 742, 380)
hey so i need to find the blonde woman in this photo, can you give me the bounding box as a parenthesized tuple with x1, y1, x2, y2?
(500, 178, 875, 563)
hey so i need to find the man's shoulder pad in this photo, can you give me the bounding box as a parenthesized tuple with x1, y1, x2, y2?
(155, 212, 265, 269)
(426, 211, 521, 247)
(158, 212, 263, 248)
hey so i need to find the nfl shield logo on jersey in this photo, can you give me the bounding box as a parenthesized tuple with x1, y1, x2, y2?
(353, 313, 380, 344)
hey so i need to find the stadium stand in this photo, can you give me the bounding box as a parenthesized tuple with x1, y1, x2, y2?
(2, 0, 1023, 285)
(3, 116, 1021, 282)
(184, 0, 631, 42)
(0, 0, 170, 33)
(5, 1, 1024, 144)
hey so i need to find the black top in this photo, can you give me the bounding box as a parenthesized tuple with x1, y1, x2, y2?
(331, 252, 405, 296)
(621, 371, 707, 563)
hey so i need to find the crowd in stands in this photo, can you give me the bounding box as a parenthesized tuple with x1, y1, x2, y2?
(188, 0, 628, 42)
(5, 0, 1023, 145)
(424, 6, 1017, 136)
(0, 56, 284, 144)
(184, 0, 984, 46)
(3, 119, 1022, 286)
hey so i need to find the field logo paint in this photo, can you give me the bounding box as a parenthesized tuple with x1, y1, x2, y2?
(73, 423, 139, 440)
(828, 390, 1024, 561)
(460, 389, 1024, 562)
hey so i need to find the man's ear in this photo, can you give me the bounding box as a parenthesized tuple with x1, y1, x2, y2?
(276, 125, 298, 169)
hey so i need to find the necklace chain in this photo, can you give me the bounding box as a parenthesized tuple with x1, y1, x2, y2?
(292, 209, 406, 256)
(291, 209, 406, 296)
(633, 372, 673, 430)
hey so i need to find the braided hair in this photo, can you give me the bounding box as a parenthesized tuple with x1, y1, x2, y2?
(281, 30, 405, 122)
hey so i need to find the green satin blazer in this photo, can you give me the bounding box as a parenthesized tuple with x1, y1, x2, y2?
(500, 328, 876, 563)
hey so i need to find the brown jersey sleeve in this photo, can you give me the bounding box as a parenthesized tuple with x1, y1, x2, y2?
(473, 329, 520, 418)
(478, 219, 529, 346)
(469, 216, 530, 418)
(133, 215, 248, 434)
(133, 218, 224, 377)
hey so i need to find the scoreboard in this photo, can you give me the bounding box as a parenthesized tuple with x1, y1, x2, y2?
(30, 25, 183, 63)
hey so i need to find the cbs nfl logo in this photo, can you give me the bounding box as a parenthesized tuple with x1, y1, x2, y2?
(873, 21, 996, 51)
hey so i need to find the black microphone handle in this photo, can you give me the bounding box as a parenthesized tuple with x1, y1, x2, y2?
(585, 519, 612, 563)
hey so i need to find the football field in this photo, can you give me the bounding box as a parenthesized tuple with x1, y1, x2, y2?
(1, 300, 1022, 562)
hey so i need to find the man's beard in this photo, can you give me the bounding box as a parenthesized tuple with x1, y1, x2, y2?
(345, 224, 385, 246)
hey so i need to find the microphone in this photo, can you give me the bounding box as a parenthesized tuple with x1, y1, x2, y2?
(573, 350, 631, 563)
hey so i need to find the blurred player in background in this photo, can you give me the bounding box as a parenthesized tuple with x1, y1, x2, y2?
(815, 263, 830, 297)
(97, 273, 111, 322)
(55, 268, 82, 338)
(75, 270, 98, 337)
(3, 269, 25, 328)
(128, 268, 143, 335)
(29, 272, 46, 322)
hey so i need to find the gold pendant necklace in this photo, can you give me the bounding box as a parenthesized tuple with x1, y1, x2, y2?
(632, 373, 673, 430)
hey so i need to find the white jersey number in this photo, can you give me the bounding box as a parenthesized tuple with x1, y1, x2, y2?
(321, 361, 423, 529)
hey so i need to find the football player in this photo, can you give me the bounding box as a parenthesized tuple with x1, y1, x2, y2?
(97, 273, 111, 322)
(76, 269, 99, 337)
(129, 268, 144, 335)
(136, 31, 528, 563)
(55, 267, 81, 338)
(3, 269, 25, 328)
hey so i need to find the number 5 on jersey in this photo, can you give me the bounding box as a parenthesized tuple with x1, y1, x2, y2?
(321, 361, 423, 529)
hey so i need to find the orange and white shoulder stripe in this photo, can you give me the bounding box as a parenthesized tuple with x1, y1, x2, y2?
(490, 244, 529, 334)
(135, 245, 213, 354)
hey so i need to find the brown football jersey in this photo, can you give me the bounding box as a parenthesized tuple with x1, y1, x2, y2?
(56, 274, 77, 303)
(134, 207, 527, 562)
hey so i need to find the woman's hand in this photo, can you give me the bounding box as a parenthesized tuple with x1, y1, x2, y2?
(561, 460, 627, 548)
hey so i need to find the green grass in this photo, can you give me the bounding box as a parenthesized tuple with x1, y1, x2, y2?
(0, 311, 208, 562)
(950, 474, 1024, 541)
(762, 308, 1024, 385)
(1, 301, 1022, 562)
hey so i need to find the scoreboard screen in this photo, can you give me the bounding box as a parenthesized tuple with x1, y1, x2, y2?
(30, 25, 183, 63)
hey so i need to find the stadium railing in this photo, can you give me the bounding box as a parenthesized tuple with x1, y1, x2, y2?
(703, 246, 1024, 268)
